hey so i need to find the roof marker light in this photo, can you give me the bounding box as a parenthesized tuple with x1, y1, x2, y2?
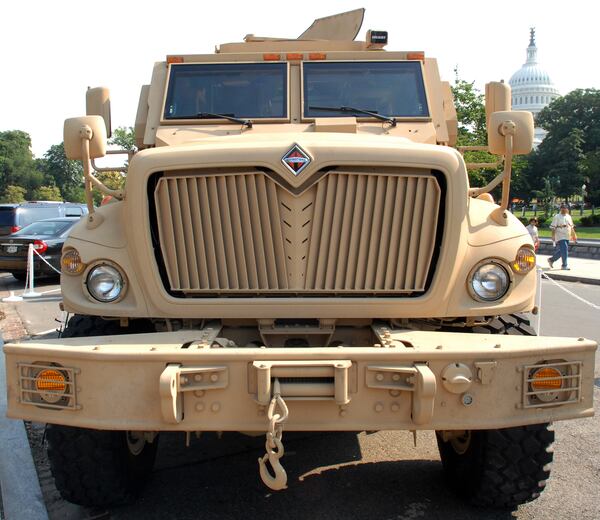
(263, 53, 281, 61)
(308, 53, 326, 60)
(407, 52, 425, 62)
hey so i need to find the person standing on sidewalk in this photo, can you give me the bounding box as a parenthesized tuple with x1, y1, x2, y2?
(526, 218, 540, 251)
(548, 204, 577, 270)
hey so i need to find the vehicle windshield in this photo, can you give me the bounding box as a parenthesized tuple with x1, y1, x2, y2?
(164, 63, 288, 120)
(303, 61, 429, 119)
(13, 220, 75, 237)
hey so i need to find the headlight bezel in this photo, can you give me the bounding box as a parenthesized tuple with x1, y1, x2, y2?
(467, 259, 513, 303)
(83, 261, 127, 303)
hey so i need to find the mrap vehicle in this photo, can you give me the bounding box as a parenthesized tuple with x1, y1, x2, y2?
(3, 9, 596, 510)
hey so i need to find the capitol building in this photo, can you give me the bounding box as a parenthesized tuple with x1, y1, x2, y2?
(509, 28, 560, 146)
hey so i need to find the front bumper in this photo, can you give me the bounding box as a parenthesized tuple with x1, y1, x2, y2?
(4, 328, 596, 431)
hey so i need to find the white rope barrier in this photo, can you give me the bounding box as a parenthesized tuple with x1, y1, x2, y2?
(31, 247, 62, 275)
(541, 272, 600, 311)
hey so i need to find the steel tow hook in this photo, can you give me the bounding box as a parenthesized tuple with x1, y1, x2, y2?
(258, 379, 289, 490)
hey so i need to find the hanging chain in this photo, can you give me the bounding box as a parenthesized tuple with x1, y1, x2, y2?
(258, 379, 289, 490)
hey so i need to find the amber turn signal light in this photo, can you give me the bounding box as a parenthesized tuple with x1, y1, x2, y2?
(36, 369, 66, 393)
(61, 249, 85, 275)
(512, 247, 536, 274)
(530, 367, 563, 391)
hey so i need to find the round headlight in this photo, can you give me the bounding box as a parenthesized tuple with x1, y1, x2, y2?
(469, 262, 510, 302)
(86, 264, 124, 302)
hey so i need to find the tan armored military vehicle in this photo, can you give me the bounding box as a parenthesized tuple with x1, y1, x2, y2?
(4, 9, 596, 510)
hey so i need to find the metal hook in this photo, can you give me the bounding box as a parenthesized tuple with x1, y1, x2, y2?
(258, 436, 288, 490)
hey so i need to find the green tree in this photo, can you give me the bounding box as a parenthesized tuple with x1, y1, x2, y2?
(109, 126, 136, 150)
(0, 185, 26, 203)
(451, 72, 500, 190)
(0, 130, 43, 196)
(42, 143, 84, 202)
(92, 171, 126, 205)
(32, 185, 62, 201)
(582, 150, 600, 205)
(536, 89, 600, 153)
(525, 89, 600, 203)
(532, 177, 557, 217)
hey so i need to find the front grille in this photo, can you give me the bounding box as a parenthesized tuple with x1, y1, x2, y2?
(153, 168, 441, 295)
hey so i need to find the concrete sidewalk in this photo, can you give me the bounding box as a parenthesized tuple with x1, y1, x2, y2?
(537, 254, 600, 285)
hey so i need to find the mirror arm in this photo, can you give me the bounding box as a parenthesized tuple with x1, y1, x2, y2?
(79, 128, 96, 215)
(468, 120, 516, 224)
(79, 125, 125, 217)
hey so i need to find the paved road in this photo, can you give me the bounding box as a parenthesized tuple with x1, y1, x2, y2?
(3, 274, 599, 519)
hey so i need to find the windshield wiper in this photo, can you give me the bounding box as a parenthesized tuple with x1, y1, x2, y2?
(309, 106, 397, 127)
(197, 112, 253, 128)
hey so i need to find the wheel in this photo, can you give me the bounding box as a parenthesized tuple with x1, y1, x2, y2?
(470, 312, 536, 336)
(50, 314, 158, 506)
(46, 426, 158, 507)
(11, 272, 27, 281)
(61, 314, 155, 338)
(437, 313, 553, 509)
(436, 424, 554, 508)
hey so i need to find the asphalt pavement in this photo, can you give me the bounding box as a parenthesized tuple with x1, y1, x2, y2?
(1, 273, 599, 520)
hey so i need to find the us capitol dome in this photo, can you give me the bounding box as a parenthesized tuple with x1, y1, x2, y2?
(509, 28, 560, 146)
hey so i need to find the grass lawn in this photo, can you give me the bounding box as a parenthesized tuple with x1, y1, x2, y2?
(538, 227, 600, 239)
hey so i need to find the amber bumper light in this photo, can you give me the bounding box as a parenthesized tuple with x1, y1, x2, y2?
(512, 247, 536, 274)
(35, 369, 67, 393)
(61, 249, 85, 275)
(530, 367, 563, 391)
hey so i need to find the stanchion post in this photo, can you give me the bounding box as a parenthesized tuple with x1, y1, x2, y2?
(22, 244, 41, 299)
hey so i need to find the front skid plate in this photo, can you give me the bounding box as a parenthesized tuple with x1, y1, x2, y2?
(4, 330, 596, 431)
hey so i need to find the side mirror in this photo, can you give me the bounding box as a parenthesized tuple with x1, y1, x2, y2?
(485, 82, 511, 127)
(86, 87, 112, 137)
(488, 110, 534, 156)
(64, 116, 107, 160)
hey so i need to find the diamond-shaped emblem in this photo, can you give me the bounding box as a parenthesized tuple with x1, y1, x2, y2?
(281, 144, 311, 176)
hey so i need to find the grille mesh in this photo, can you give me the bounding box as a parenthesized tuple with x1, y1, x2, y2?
(154, 169, 440, 294)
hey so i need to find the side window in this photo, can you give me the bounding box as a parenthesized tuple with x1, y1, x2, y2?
(65, 206, 83, 217)
(20, 207, 60, 227)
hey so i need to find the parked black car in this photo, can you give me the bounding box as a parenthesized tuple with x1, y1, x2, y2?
(0, 201, 87, 235)
(0, 218, 81, 281)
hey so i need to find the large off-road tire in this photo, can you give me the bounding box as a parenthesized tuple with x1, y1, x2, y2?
(46, 426, 158, 507)
(437, 313, 553, 509)
(436, 424, 554, 509)
(50, 314, 158, 506)
(469, 312, 536, 336)
(61, 314, 155, 338)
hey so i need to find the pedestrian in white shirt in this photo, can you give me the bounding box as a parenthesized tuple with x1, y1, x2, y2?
(526, 218, 539, 251)
(548, 205, 577, 270)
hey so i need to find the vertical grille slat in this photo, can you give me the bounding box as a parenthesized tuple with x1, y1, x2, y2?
(153, 169, 440, 294)
(169, 179, 190, 289)
(188, 179, 210, 289)
(394, 176, 417, 289)
(236, 175, 259, 289)
(225, 175, 249, 289)
(197, 177, 220, 288)
(334, 174, 357, 290)
(178, 178, 200, 289)
(304, 179, 327, 289)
